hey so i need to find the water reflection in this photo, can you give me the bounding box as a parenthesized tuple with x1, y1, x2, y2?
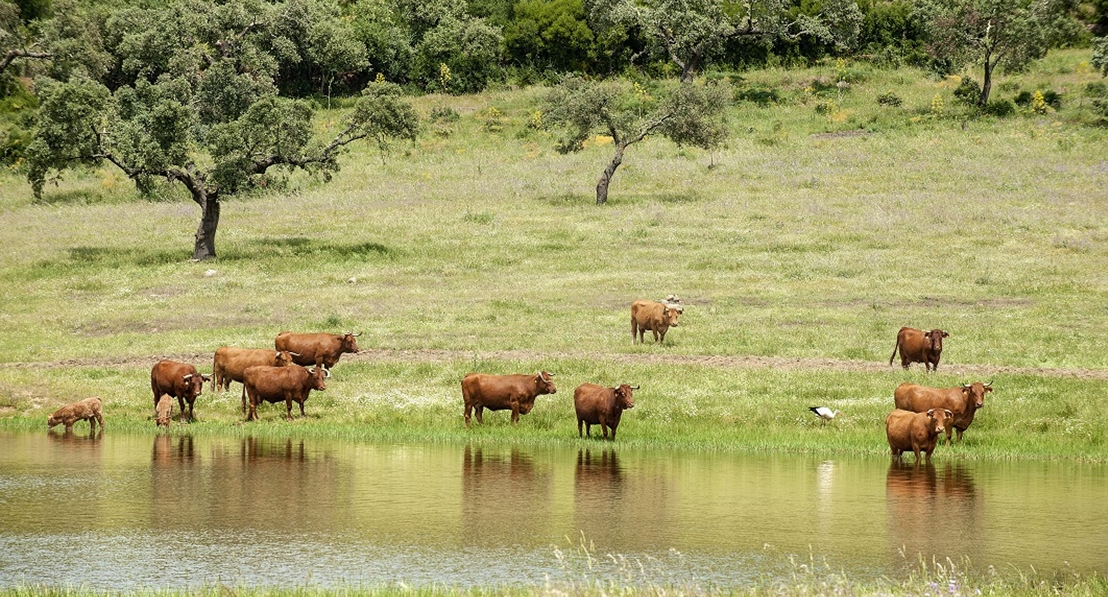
(1, 430, 1106, 591)
(885, 460, 982, 562)
(461, 445, 553, 546)
(46, 427, 103, 447)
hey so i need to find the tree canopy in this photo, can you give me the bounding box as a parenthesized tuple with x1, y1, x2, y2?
(545, 76, 729, 204)
(25, 0, 420, 261)
(915, 0, 1083, 106)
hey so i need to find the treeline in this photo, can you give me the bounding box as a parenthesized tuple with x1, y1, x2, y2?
(2, 0, 1103, 99)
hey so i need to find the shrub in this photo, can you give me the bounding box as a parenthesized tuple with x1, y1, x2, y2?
(876, 91, 903, 107)
(736, 86, 781, 106)
(953, 78, 981, 105)
(1016, 89, 1062, 109)
(983, 99, 1015, 117)
(1085, 82, 1108, 98)
(430, 105, 461, 122)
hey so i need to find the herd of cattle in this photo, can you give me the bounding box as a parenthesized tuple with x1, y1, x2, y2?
(44, 298, 993, 462)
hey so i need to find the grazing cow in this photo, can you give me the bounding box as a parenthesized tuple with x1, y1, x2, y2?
(212, 347, 296, 393)
(894, 382, 992, 445)
(889, 327, 948, 371)
(885, 408, 953, 463)
(631, 300, 682, 344)
(461, 371, 557, 428)
(48, 397, 104, 432)
(150, 359, 210, 422)
(242, 362, 329, 421)
(155, 394, 173, 427)
(275, 331, 360, 369)
(574, 383, 638, 440)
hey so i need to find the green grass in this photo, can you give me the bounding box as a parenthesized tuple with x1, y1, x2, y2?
(0, 49, 1106, 463)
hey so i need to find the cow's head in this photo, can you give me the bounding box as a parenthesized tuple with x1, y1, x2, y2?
(614, 384, 638, 410)
(961, 381, 991, 409)
(536, 371, 557, 395)
(924, 329, 948, 353)
(181, 373, 210, 398)
(926, 408, 954, 435)
(274, 351, 296, 367)
(662, 306, 681, 327)
(341, 332, 361, 354)
(46, 414, 61, 428)
(308, 362, 330, 391)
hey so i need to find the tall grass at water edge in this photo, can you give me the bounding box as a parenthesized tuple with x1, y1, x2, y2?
(0, 50, 1105, 460)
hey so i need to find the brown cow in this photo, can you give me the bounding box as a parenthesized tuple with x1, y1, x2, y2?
(885, 408, 953, 463)
(631, 300, 682, 344)
(150, 359, 210, 422)
(889, 327, 948, 371)
(574, 383, 638, 440)
(275, 331, 360, 369)
(242, 362, 329, 421)
(894, 381, 992, 445)
(212, 347, 296, 393)
(461, 371, 557, 428)
(155, 394, 173, 427)
(47, 397, 104, 432)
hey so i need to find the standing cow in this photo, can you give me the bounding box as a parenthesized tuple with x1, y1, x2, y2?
(574, 383, 638, 440)
(631, 300, 682, 344)
(242, 361, 329, 421)
(150, 359, 210, 422)
(275, 331, 360, 369)
(889, 327, 948, 371)
(47, 397, 104, 432)
(894, 381, 992, 445)
(461, 371, 557, 428)
(212, 347, 296, 393)
(886, 408, 953, 464)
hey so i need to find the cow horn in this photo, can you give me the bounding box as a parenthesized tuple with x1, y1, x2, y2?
(183, 374, 194, 381)
(985, 381, 992, 387)
(962, 383, 971, 389)
(630, 385, 640, 390)
(289, 352, 301, 357)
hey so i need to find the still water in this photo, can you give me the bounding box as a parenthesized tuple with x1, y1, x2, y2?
(1, 429, 1106, 590)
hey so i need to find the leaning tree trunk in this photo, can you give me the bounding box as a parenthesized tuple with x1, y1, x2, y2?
(191, 190, 220, 261)
(596, 143, 627, 206)
(978, 51, 995, 108)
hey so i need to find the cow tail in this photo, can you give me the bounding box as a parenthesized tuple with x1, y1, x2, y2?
(889, 341, 899, 366)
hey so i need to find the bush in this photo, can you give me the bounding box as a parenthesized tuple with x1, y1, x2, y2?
(736, 86, 781, 106)
(983, 99, 1015, 117)
(953, 78, 981, 105)
(1015, 89, 1062, 109)
(1085, 82, 1108, 98)
(876, 91, 902, 107)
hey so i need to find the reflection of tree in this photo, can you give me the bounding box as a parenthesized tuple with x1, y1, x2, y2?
(885, 460, 981, 564)
(461, 445, 553, 546)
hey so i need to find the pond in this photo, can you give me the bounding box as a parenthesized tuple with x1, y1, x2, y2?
(1, 429, 1106, 590)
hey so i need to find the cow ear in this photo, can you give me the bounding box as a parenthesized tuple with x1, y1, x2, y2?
(202, 374, 212, 381)
(926, 408, 935, 417)
(942, 331, 949, 337)
(945, 409, 954, 418)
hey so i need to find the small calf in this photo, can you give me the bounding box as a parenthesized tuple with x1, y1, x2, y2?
(155, 394, 173, 427)
(47, 397, 104, 432)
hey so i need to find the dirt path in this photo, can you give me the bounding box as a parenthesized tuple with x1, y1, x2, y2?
(7, 348, 1107, 381)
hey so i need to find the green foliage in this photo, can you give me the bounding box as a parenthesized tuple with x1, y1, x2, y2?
(504, 0, 595, 73)
(1093, 36, 1108, 76)
(411, 15, 502, 93)
(982, 98, 1015, 116)
(735, 85, 782, 106)
(952, 77, 981, 105)
(876, 91, 903, 106)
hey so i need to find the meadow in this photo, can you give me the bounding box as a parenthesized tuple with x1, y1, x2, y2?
(0, 49, 1106, 462)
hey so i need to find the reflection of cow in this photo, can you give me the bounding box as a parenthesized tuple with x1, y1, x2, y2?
(631, 300, 682, 344)
(894, 382, 991, 445)
(889, 327, 948, 371)
(885, 408, 952, 463)
(212, 347, 296, 393)
(462, 445, 550, 545)
(574, 383, 637, 440)
(275, 331, 360, 369)
(575, 448, 623, 490)
(47, 397, 104, 432)
(885, 460, 981, 564)
(461, 371, 556, 428)
(151, 359, 210, 422)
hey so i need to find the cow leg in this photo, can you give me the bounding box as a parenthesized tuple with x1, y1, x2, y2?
(186, 398, 195, 422)
(511, 404, 520, 424)
(464, 404, 472, 428)
(475, 406, 484, 424)
(577, 419, 583, 437)
(286, 398, 294, 421)
(955, 428, 965, 443)
(177, 396, 187, 422)
(298, 400, 306, 418)
(945, 427, 953, 446)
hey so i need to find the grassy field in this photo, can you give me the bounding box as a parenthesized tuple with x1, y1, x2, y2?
(0, 50, 1106, 463)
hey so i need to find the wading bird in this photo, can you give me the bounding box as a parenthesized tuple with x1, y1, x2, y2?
(809, 406, 842, 425)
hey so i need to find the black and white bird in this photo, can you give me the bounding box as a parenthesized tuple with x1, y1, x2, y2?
(809, 406, 841, 425)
